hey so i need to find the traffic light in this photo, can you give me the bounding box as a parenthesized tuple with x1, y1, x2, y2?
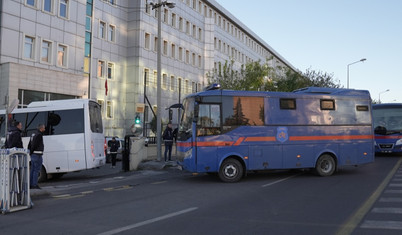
(135, 115, 141, 124)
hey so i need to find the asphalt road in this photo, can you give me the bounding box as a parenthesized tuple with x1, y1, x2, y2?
(1, 156, 402, 235)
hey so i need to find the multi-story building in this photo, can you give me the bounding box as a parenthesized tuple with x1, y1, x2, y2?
(0, 0, 295, 138)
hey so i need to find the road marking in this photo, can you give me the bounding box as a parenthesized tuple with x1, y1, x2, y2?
(385, 189, 402, 194)
(372, 207, 402, 214)
(389, 183, 402, 187)
(151, 181, 167, 185)
(81, 191, 94, 195)
(53, 194, 85, 200)
(97, 207, 198, 235)
(335, 157, 402, 235)
(360, 220, 402, 230)
(261, 174, 301, 188)
(380, 197, 402, 202)
(103, 185, 133, 191)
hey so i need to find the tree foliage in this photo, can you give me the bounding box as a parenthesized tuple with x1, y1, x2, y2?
(207, 59, 341, 92)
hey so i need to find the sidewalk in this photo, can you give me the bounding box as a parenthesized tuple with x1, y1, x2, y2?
(138, 144, 179, 170)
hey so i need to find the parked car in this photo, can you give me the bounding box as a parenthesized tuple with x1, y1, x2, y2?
(105, 136, 124, 163)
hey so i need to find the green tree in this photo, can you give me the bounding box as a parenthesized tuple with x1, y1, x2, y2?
(206, 60, 244, 90)
(207, 59, 341, 92)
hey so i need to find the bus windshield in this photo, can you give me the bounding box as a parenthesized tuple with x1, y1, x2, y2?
(178, 98, 194, 141)
(373, 106, 402, 134)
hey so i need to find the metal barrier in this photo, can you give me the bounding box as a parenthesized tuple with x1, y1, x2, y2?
(0, 149, 32, 214)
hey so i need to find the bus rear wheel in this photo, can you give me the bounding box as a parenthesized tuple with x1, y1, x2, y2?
(38, 166, 47, 182)
(219, 158, 243, 183)
(315, 154, 336, 176)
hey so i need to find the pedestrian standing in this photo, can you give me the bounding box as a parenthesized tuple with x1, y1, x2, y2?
(163, 123, 174, 162)
(108, 137, 120, 168)
(5, 121, 23, 148)
(28, 124, 45, 189)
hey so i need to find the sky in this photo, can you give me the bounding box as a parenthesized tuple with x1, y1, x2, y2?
(215, 0, 402, 103)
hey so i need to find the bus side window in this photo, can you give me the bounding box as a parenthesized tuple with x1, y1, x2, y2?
(197, 104, 221, 136)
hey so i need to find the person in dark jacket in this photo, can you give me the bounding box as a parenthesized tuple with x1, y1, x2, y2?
(28, 124, 45, 189)
(163, 123, 174, 162)
(108, 137, 120, 168)
(5, 121, 23, 148)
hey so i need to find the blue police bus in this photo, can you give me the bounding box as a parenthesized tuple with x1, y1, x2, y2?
(373, 103, 402, 154)
(176, 85, 375, 182)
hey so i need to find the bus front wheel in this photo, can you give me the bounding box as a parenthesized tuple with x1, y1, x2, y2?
(315, 154, 336, 176)
(219, 158, 243, 183)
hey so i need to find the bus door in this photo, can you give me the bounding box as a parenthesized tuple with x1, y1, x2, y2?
(195, 103, 221, 172)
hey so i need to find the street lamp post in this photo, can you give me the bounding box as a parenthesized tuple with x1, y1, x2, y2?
(378, 89, 390, 104)
(150, 0, 175, 161)
(347, 58, 366, 89)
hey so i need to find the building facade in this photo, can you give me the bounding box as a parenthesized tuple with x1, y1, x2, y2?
(0, 0, 295, 138)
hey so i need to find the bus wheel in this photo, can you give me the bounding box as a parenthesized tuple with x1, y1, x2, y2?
(219, 158, 243, 183)
(315, 154, 336, 176)
(38, 166, 47, 182)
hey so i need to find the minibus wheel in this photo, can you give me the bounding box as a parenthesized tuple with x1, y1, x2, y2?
(38, 166, 47, 182)
(219, 158, 243, 183)
(315, 154, 336, 176)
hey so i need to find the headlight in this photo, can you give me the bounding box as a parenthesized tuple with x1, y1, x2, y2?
(396, 139, 402, 146)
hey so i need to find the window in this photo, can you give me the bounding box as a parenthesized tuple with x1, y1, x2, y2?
(98, 60, 105, 78)
(356, 105, 369, 111)
(107, 63, 114, 79)
(178, 78, 182, 93)
(85, 31, 91, 57)
(154, 37, 158, 52)
(26, 0, 36, 8)
(192, 53, 196, 66)
(186, 21, 190, 34)
(24, 35, 35, 60)
(171, 44, 176, 59)
(99, 21, 106, 39)
(162, 74, 167, 90)
(98, 99, 104, 117)
(145, 0, 150, 14)
(185, 50, 189, 64)
(192, 25, 196, 38)
(171, 13, 176, 27)
(198, 28, 202, 41)
(108, 25, 115, 42)
(178, 47, 183, 61)
(163, 9, 168, 23)
(145, 33, 151, 49)
(320, 99, 335, 110)
(144, 68, 150, 86)
(163, 40, 168, 55)
(192, 82, 196, 93)
(41, 40, 52, 63)
(89, 101, 103, 133)
(106, 101, 113, 118)
(198, 55, 202, 68)
(59, 0, 69, 18)
(280, 99, 296, 110)
(170, 76, 175, 91)
(48, 110, 85, 135)
(153, 71, 157, 87)
(179, 17, 183, 31)
(57, 44, 67, 67)
(185, 79, 189, 93)
(222, 96, 265, 133)
(43, 0, 52, 13)
(197, 104, 221, 136)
